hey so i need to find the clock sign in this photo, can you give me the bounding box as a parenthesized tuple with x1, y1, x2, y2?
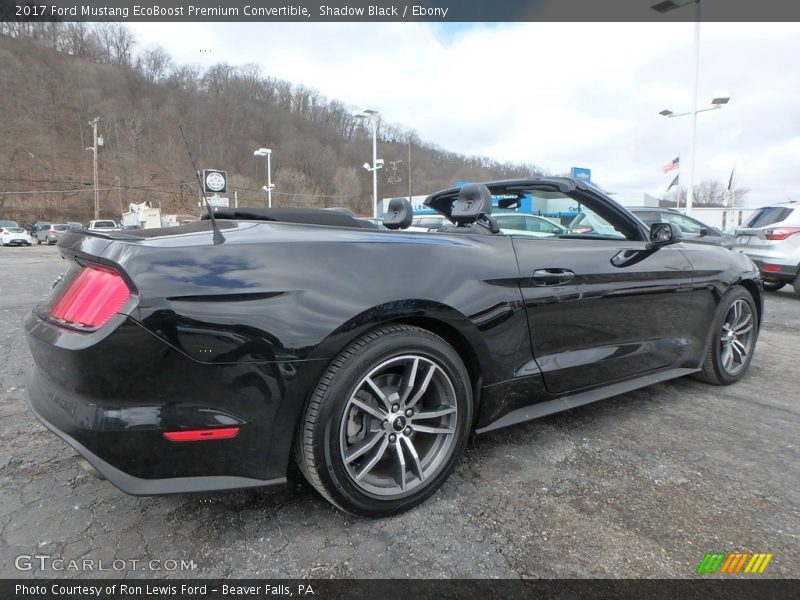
(202, 169, 227, 194)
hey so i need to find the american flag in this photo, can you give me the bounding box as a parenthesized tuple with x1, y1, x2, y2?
(662, 156, 680, 173)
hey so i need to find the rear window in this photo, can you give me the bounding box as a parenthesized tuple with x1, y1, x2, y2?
(745, 207, 793, 228)
(53, 224, 69, 231)
(93, 221, 116, 228)
(7, 227, 25, 233)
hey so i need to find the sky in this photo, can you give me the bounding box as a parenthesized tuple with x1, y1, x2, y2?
(129, 21, 800, 207)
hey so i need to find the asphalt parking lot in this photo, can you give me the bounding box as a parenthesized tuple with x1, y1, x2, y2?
(0, 244, 798, 579)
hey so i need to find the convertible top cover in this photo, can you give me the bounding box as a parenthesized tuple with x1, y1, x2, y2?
(201, 207, 376, 229)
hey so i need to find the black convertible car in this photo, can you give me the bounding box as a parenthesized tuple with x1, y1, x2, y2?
(25, 178, 762, 516)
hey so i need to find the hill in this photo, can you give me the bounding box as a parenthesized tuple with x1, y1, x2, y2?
(0, 23, 543, 222)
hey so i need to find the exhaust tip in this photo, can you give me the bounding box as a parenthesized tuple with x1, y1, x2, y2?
(77, 457, 105, 480)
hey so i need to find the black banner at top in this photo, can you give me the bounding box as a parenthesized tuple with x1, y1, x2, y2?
(3, 0, 800, 23)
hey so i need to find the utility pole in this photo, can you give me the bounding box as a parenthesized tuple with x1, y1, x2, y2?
(89, 117, 99, 219)
(408, 142, 412, 203)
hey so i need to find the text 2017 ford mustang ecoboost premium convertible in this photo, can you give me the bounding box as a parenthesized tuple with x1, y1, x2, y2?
(25, 178, 762, 516)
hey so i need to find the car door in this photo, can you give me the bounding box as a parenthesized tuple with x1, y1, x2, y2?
(511, 207, 694, 395)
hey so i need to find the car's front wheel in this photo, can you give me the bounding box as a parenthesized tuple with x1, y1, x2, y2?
(294, 324, 472, 517)
(694, 287, 759, 385)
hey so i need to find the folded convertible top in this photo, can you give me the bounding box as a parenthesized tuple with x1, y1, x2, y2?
(201, 207, 376, 229)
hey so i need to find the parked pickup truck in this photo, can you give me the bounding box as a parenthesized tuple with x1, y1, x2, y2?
(86, 220, 119, 232)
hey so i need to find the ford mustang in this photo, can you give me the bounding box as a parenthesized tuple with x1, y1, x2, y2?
(24, 178, 762, 516)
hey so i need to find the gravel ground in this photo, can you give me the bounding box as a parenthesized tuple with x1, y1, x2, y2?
(0, 244, 798, 579)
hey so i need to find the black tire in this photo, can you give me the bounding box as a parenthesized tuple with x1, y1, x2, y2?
(36, 238, 41, 245)
(761, 280, 785, 292)
(293, 324, 472, 517)
(693, 286, 759, 385)
(793, 272, 800, 298)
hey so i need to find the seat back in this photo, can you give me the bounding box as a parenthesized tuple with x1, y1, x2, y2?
(440, 183, 499, 234)
(383, 198, 413, 230)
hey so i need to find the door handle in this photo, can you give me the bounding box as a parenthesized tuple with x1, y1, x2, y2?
(532, 268, 575, 286)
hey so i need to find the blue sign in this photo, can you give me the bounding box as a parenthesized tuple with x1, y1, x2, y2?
(570, 167, 591, 183)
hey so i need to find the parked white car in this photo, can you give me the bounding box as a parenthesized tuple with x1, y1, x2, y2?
(87, 220, 119, 232)
(0, 226, 33, 246)
(731, 201, 800, 295)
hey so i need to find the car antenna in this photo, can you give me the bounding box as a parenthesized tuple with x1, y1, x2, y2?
(179, 124, 225, 245)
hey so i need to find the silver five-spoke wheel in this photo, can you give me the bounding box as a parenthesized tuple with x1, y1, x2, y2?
(339, 355, 458, 497)
(719, 298, 755, 376)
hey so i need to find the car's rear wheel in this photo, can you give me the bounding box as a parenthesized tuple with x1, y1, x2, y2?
(693, 287, 758, 385)
(761, 280, 785, 292)
(294, 324, 472, 517)
(793, 272, 800, 298)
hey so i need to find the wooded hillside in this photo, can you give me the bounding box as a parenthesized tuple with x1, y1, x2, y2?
(0, 22, 543, 222)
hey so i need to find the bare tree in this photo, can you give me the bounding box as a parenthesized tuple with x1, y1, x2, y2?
(136, 45, 172, 83)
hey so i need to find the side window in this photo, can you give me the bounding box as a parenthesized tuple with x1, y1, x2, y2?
(661, 213, 703, 234)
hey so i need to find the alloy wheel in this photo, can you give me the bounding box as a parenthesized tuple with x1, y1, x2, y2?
(719, 298, 755, 376)
(339, 354, 458, 497)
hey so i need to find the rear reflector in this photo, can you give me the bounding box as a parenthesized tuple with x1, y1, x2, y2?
(764, 227, 800, 241)
(163, 427, 240, 442)
(762, 264, 781, 273)
(50, 265, 130, 330)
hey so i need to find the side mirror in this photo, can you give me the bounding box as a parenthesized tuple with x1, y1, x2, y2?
(648, 222, 683, 248)
(698, 226, 709, 236)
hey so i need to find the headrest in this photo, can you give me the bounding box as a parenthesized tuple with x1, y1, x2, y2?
(383, 198, 413, 230)
(452, 183, 493, 225)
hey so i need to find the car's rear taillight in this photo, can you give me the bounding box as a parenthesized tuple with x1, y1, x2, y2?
(50, 265, 130, 330)
(764, 227, 800, 240)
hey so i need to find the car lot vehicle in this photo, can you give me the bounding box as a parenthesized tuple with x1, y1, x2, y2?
(414, 213, 566, 237)
(24, 178, 762, 517)
(36, 223, 70, 245)
(628, 207, 734, 249)
(87, 219, 119, 231)
(0, 226, 32, 246)
(494, 211, 567, 237)
(0, 219, 20, 228)
(362, 217, 428, 232)
(66, 221, 84, 230)
(566, 211, 622, 236)
(731, 201, 800, 294)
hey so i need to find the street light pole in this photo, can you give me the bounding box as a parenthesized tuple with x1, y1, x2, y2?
(355, 108, 382, 218)
(254, 148, 274, 208)
(687, 0, 701, 215)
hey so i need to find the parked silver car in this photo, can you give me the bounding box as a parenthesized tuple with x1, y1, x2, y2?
(731, 201, 800, 294)
(36, 223, 70, 245)
(628, 207, 734, 249)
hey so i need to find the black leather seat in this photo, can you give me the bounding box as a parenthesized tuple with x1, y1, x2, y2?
(383, 198, 413, 230)
(438, 183, 499, 234)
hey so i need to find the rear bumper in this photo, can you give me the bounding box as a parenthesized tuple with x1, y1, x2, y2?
(748, 259, 798, 282)
(27, 372, 285, 495)
(24, 310, 322, 495)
